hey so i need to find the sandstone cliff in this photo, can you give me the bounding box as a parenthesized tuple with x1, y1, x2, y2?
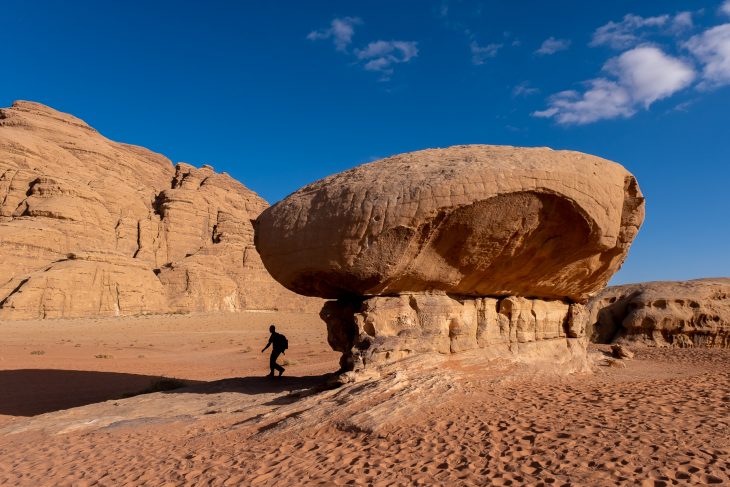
(0, 101, 318, 319)
(587, 278, 730, 348)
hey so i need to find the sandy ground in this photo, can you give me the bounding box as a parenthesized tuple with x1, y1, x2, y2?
(0, 312, 728, 486)
(0, 312, 338, 420)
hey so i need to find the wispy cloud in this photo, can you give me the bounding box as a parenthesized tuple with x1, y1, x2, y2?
(590, 12, 694, 49)
(672, 11, 694, 30)
(591, 14, 670, 49)
(470, 41, 502, 64)
(307, 17, 361, 52)
(722, 1, 730, 16)
(670, 99, 696, 113)
(535, 37, 571, 55)
(355, 41, 419, 79)
(685, 23, 730, 89)
(534, 46, 695, 124)
(512, 81, 539, 97)
(308, 18, 417, 80)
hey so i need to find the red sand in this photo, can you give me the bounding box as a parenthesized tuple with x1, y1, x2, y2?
(0, 312, 728, 486)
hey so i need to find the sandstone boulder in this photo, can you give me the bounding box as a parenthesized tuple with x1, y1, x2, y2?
(587, 278, 730, 348)
(256, 145, 645, 303)
(0, 101, 319, 319)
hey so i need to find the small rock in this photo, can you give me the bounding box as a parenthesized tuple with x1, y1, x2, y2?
(611, 344, 634, 360)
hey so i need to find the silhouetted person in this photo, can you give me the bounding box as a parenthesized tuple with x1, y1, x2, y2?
(261, 324, 288, 377)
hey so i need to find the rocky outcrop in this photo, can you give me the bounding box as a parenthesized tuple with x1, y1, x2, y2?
(256, 146, 644, 370)
(0, 101, 319, 319)
(587, 278, 730, 348)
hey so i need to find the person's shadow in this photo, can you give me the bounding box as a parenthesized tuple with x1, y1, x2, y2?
(0, 369, 336, 417)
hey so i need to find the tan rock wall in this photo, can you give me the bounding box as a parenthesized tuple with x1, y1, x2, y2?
(0, 101, 320, 319)
(587, 278, 730, 348)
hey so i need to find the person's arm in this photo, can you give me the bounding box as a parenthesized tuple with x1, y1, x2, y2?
(261, 336, 272, 353)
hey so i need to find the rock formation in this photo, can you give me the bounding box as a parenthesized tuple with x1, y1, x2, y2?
(587, 278, 730, 348)
(0, 101, 318, 319)
(256, 145, 645, 370)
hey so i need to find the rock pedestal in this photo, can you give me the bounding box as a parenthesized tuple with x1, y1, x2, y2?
(321, 294, 587, 371)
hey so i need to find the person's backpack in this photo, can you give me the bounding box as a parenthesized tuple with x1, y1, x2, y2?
(275, 333, 288, 351)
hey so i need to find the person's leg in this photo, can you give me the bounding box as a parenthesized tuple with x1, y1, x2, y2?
(269, 351, 279, 376)
(270, 350, 285, 376)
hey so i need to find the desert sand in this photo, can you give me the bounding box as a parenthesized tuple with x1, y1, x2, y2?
(1, 311, 728, 486)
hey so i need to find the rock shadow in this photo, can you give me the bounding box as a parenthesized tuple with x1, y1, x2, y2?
(0, 369, 339, 417)
(0, 369, 199, 417)
(170, 374, 339, 406)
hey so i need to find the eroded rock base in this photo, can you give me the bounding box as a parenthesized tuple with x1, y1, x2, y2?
(321, 293, 588, 371)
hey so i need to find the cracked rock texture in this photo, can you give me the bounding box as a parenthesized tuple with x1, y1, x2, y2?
(256, 146, 641, 369)
(256, 145, 645, 303)
(0, 101, 318, 319)
(587, 278, 730, 348)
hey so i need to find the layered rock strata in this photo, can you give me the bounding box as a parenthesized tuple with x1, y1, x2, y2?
(587, 278, 730, 348)
(322, 293, 588, 371)
(0, 101, 318, 319)
(256, 145, 644, 370)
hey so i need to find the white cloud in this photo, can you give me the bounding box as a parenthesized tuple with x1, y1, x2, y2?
(533, 81, 634, 124)
(607, 46, 696, 106)
(470, 41, 502, 64)
(722, 1, 730, 16)
(534, 46, 695, 124)
(591, 14, 670, 49)
(307, 17, 361, 52)
(355, 40, 419, 78)
(536, 37, 571, 55)
(512, 81, 539, 97)
(685, 23, 730, 88)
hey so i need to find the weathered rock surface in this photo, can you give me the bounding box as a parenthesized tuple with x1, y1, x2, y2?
(0, 101, 318, 319)
(587, 278, 730, 348)
(321, 293, 587, 371)
(256, 145, 645, 303)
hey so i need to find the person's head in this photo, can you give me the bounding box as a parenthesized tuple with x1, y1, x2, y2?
(269, 324, 276, 333)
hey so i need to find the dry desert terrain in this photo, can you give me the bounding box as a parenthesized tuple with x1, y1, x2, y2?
(0, 311, 728, 486)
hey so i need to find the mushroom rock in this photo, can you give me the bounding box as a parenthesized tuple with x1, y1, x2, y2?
(256, 145, 645, 371)
(0, 101, 320, 319)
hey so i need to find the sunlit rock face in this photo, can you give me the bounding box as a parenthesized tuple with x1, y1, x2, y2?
(0, 101, 319, 319)
(256, 145, 644, 370)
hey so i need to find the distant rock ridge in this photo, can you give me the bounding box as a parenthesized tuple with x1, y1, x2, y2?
(256, 145, 645, 371)
(0, 101, 319, 319)
(587, 278, 730, 348)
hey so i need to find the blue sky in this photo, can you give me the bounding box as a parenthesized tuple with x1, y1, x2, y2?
(2, 0, 729, 284)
